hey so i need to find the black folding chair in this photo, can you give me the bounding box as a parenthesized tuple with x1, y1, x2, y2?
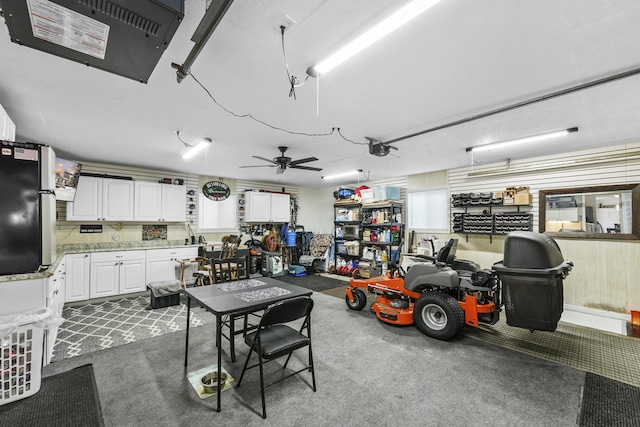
(236, 296, 316, 419)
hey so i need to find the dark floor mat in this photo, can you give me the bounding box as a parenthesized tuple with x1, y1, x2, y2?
(579, 372, 640, 427)
(274, 274, 347, 292)
(0, 364, 104, 426)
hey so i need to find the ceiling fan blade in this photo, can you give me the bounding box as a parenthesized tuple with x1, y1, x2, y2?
(289, 156, 318, 166)
(239, 164, 277, 168)
(290, 165, 323, 171)
(252, 155, 278, 164)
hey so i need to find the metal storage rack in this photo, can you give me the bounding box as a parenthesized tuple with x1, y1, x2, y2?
(360, 202, 404, 273)
(333, 202, 362, 274)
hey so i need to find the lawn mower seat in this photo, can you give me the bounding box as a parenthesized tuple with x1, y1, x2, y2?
(436, 239, 457, 265)
(436, 239, 481, 274)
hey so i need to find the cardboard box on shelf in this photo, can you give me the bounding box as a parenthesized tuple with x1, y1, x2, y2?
(503, 197, 515, 205)
(516, 186, 530, 194)
(514, 193, 533, 205)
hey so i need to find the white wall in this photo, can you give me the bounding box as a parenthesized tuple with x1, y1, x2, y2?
(297, 187, 335, 233)
(444, 141, 640, 315)
(0, 102, 16, 140)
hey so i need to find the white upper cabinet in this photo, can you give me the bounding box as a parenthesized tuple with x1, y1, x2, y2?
(161, 184, 187, 222)
(67, 176, 134, 221)
(270, 192, 291, 223)
(244, 191, 290, 223)
(134, 182, 186, 222)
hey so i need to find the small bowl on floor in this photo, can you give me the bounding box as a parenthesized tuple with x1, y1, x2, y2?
(201, 372, 228, 393)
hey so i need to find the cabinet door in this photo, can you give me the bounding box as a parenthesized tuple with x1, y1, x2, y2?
(145, 258, 179, 284)
(134, 182, 163, 221)
(161, 184, 186, 222)
(90, 261, 119, 298)
(67, 176, 102, 221)
(270, 193, 291, 222)
(45, 275, 66, 365)
(65, 253, 90, 302)
(103, 179, 134, 221)
(119, 259, 146, 294)
(245, 191, 272, 222)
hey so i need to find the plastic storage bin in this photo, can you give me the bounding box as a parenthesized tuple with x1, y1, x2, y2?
(374, 186, 401, 201)
(493, 232, 572, 332)
(1, 308, 55, 405)
(360, 189, 375, 203)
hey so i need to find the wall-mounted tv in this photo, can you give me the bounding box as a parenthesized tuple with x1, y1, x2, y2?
(54, 157, 82, 202)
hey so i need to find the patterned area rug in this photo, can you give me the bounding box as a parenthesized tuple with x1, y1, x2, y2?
(51, 295, 205, 362)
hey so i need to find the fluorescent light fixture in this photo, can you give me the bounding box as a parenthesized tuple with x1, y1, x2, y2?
(466, 127, 578, 153)
(308, 0, 441, 76)
(321, 169, 363, 180)
(182, 138, 212, 159)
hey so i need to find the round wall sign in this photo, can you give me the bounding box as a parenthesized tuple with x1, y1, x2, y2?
(202, 181, 230, 201)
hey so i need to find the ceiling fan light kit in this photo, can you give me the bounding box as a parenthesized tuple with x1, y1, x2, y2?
(240, 146, 322, 174)
(466, 127, 578, 153)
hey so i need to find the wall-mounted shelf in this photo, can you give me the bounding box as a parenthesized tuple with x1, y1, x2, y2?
(451, 192, 532, 243)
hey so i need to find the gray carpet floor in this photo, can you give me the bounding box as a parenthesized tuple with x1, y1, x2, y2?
(42, 292, 586, 427)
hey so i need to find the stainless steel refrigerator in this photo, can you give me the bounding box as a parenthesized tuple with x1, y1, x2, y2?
(0, 141, 56, 275)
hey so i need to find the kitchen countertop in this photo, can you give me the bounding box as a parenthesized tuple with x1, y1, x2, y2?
(0, 241, 201, 283)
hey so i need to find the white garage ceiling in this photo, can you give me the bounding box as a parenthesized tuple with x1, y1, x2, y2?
(1, 0, 640, 188)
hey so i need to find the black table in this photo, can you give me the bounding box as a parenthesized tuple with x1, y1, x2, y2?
(184, 277, 313, 412)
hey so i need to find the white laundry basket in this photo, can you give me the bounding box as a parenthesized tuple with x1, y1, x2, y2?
(0, 308, 54, 405)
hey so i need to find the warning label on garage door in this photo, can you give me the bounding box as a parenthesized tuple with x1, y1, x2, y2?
(27, 0, 110, 59)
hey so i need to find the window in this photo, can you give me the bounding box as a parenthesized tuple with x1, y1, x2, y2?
(539, 184, 640, 240)
(197, 193, 238, 231)
(407, 188, 449, 231)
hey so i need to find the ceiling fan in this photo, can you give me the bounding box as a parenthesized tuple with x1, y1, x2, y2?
(240, 146, 322, 175)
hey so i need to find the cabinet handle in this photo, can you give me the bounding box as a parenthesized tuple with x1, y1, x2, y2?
(84, 254, 89, 258)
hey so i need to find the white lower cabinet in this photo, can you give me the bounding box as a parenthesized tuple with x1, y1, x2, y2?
(90, 250, 146, 298)
(65, 253, 90, 302)
(45, 260, 66, 365)
(145, 247, 198, 285)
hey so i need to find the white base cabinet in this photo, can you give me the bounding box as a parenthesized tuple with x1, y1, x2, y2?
(145, 247, 198, 285)
(45, 260, 66, 365)
(65, 253, 90, 302)
(90, 250, 146, 299)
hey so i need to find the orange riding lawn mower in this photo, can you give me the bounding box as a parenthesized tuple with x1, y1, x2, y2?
(345, 231, 573, 340)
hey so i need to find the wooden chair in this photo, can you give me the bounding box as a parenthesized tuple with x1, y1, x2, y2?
(192, 256, 212, 286)
(210, 255, 253, 362)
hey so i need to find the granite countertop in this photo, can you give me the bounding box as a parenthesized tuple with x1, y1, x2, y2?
(58, 240, 198, 254)
(0, 241, 201, 283)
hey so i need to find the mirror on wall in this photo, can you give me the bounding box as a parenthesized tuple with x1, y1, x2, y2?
(539, 184, 640, 240)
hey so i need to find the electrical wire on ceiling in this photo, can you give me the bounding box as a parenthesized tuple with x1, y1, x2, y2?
(337, 128, 368, 146)
(280, 25, 309, 100)
(176, 130, 193, 147)
(188, 71, 334, 137)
